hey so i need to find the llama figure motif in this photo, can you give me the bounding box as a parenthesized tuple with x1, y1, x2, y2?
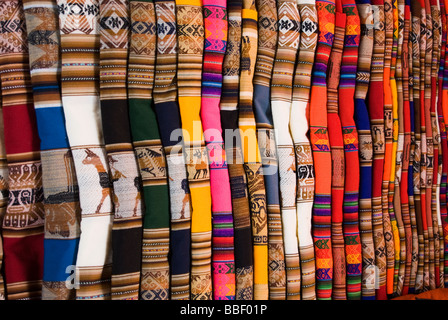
(108, 155, 142, 218)
(82, 148, 112, 214)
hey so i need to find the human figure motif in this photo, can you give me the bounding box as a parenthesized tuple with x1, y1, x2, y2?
(180, 178, 190, 220)
(193, 148, 208, 180)
(108, 156, 126, 217)
(133, 176, 141, 217)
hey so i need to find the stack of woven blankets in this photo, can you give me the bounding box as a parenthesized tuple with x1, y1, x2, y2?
(0, 0, 447, 301)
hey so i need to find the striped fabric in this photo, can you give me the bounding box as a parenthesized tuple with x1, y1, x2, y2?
(99, 0, 143, 300)
(369, 0, 388, 300)
(393, 0, 407, 296)
(354, 0, 376, 300)
(252, 0, 287, 300)
(220, 0, 254, 300)
(436, 0, 446, 289)
(390, 0, 399, 293)
(430, 0, 441, 289)
(271, 0, 301, 300)
(431, 0, 442, 288)
(340, 0, 363, 300)
(408, 4, 419, 292)
(127, 0, 170, 300)
(442, 0, 448, 287)
(440, 0, 448, 287)
(388, 0, 401, 295)
(382, 0, 397, 295)
(153, 0, 191, 300)
(400, 0, 414, 295)
(57, 0, 115, 300)
(327, 5, 347, 300)
(175, 0, 212, 300)
(411, 0, 425, 293)
(201, 0, 237, 300)
(293, 0, 318, 300)
(0, 0, 45, 300)
(23, 0, 81, 300)
(239, 0, 269, 300)
(419, 0, 430, 292)
(431, 0, 443, 289)
(310, 0, 335, 300)
(0, 94, 7, 300)
(424, 0, 435, 291)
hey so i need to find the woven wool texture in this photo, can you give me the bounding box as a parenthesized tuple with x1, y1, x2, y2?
(153, 0, 192, 300)
(370, 0, 388, 300)
(1, 0, 448, 301)
(0, 0, 45, 301)
(127, 0, 170, 300)
(0, 98, 7, 301)
(271, 0, 301, 300)
(340, 0, 363, 300)
(220, 0, 254, 300)
(23, 0, 81, 301)
(128, 0, 171, 301)
(253, 0, 287, 301)
(293, 0, 318, 301)
(200, 0, 236, 300)
(99, 0, 143, 301)
(310, 0, 336, 299)
(381, 0, 396, 295)
(57, 0, 115, 300)
(327, 5, 347, 300)
(239, 0, 269, 300)
(176, 0, 213, 300)
(355, 0, 377, 300)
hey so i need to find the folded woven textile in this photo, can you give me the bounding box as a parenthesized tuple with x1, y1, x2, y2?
(354, 0, 376, 300)
(381, 0, 397, 295)
(327, 6, 347, 300)
(310, 0, 335, 300)
(423, 0, 435, 291)
(391, 0, 404, 295)
(429, 0, 442, 290)
(407, 6, 419, 293)
(431, 0, 443, 288)
(418, 0, 429, 292)
(239, 0, 269, 300)
(410, 0, 424, 293)
(176, 0, 213, 300)
(23, 0, 81, 300)
(370, 0, 388, 300)
(440, 0, 448, 287)
(153, 0, 191, 300)
(400, 0, 414, 295)
(271, 0, 301, 300)
(253, 0, 287, 301)
(99, 0, 143, 300)
(0, 95, 7, 300)
(127, 0, 170, 301)
(292, 0, 318, 301)
(435, 0, 446, 289)
(0, 0, 45, 300)
(57, 0, 114, 300)
(339, 0, 363, 300)
(201, 0, 236, 300)
(220, 0, 254, 300)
